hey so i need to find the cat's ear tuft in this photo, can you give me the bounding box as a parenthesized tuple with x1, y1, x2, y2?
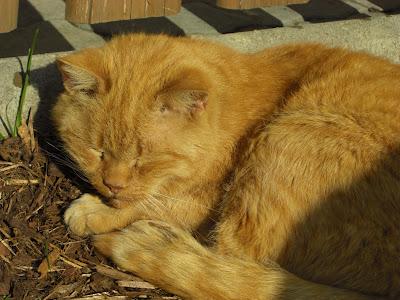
(56, 49, 107, 96)
(159, 68, 209, 117)
(158, 89, 208, 117)
(177, 90, 208, 114)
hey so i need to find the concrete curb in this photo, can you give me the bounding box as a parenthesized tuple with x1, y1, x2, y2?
(1, 14, 399, 136)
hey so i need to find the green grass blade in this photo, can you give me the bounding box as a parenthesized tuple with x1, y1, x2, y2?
(13, 73, 30, 136)
(26, 29, 39, 74)
(13, 28, 39, 136)
(5, 102, 14, 134)
(0, 116, 12, 137)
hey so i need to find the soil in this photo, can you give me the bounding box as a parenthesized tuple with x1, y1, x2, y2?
(0, 128, 179, 300)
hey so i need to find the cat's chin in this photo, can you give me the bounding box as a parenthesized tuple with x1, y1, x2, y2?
(93, 184, 114, 199)
(107, 193, 143, 208)
(108, 198, 131, 209)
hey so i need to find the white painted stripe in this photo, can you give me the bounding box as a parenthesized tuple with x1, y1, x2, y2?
(346, 0, 384, 11)
(29, 0, 104, 50)
(341, 0, 385, 16)
(166, 7, 219, 35)
(50, 20, 105, 50)
(261, 6, 306, 27)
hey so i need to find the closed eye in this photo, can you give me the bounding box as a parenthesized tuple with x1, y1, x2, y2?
(90, 148, 104, 160)
(160, 104, 168, 113)
(134, 158, 140, 168)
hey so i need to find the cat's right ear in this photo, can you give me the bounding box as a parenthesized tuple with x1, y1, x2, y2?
(56, 49, 108, 96)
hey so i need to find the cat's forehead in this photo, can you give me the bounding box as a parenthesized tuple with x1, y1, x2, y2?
(106, 37, 189, 84)
(96, 110, 142, 155)
(105, 63, 177, 105)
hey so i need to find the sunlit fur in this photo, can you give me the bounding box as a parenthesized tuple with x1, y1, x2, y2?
(53, 34, 400, 299)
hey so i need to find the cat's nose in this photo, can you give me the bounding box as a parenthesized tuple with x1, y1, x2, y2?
(103, 179, 128, 194)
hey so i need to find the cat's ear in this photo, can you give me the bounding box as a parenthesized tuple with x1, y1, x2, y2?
(174, 89, 208, 114)
(160, 68, 209, 116)
(159, 89, 208, 117)
(56, 49, 108, 96)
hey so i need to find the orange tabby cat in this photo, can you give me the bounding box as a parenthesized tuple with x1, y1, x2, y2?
(53, 33, 400, 299)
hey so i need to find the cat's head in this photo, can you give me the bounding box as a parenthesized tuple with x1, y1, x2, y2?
(53, 34, 218, 207)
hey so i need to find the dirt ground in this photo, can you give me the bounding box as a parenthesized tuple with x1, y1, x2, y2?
(0, 125, 179, 299)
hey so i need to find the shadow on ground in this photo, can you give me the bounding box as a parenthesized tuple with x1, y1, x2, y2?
(2, 0, 397, 58)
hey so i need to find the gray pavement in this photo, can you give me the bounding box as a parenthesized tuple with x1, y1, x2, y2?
(2, 0, 400, 58)
(0, 8, 399, 137)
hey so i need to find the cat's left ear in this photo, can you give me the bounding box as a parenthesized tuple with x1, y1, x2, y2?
(175, 89, 208, 114)
(56, 48, 108, 96)
(159, 89, 208, 117)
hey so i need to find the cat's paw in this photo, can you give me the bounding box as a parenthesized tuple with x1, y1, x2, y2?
(93, 220, 205, 276)
(64, 193, 114, 236)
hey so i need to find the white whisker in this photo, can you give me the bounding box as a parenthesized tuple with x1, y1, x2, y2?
(142, 194, 167, 220)
(151, 191, 220, 214)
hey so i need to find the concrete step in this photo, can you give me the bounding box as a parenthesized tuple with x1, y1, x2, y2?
(1, 0, 399, 58)
(0, 14, 399, 137)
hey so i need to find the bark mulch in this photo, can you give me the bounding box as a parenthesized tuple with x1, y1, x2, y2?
(0, 122, 179, 300)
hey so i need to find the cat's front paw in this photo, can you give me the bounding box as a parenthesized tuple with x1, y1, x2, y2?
(93, 220, 205, 276)
(64, 193, 114, 236)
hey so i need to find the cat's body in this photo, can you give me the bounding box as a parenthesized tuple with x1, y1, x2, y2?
(53, 34, 400, 299)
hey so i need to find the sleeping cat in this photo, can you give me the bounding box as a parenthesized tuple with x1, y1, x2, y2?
(53, 33, 400, 299)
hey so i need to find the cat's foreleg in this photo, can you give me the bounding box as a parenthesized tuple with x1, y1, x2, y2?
(64, 193, 142, 236)
(93, 220, 374, 300)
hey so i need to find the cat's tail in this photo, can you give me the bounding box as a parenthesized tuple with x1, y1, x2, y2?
(93, 220, 383, 300)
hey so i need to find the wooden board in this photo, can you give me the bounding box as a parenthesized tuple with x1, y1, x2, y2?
(66, 0, 181, 23)
(90, 0, 131, 23)
(65, 0, 92, 24)
(65, 0, 304, 23)
(0, 0, 19, 33)
(164, 0, 181, 15)
(130, 0, 145, 18)
(145, 0, 165, 18)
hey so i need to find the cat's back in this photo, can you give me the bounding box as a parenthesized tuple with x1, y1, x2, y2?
(263, 45, 400, 143)
(284, 45, 400, 114)
(252, 45, 400, 294)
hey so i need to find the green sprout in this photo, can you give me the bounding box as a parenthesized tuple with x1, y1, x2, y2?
(0, 28, 39, 140)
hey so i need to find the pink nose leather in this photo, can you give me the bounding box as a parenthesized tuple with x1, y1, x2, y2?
(103, 179, 128, 194)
